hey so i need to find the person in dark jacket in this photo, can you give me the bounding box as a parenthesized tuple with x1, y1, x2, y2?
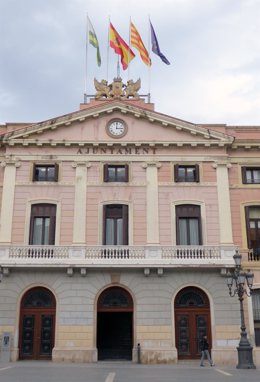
(200, 335, 214, 366)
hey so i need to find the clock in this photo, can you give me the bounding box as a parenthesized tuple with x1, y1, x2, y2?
(106, 119, 127, 138)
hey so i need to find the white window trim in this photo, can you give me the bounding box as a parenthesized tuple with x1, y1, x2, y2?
(171, 200, 207, 246)
(24, 199, 61, 245)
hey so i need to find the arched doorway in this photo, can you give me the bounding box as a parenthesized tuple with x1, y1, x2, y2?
(19, 287, 56, 360)
(175, 287, 211, 359)
(97, 286, 133, 360)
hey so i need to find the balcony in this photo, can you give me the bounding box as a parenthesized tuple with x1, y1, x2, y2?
(0, 245, 236, 270)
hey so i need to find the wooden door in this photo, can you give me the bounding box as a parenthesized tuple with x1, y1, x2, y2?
(20, 311, 55, 359)
(175, 287, 211, 359)
(19, 287, 56, 360)
(175, 310, 211, 359)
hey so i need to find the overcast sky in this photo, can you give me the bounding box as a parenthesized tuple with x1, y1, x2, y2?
(1, 0, 260, 125)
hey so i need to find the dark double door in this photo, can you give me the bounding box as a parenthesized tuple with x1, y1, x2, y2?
(20, 311, 55, 360)
(175, 310, 211, 359)
(19, 287, 56, 360)
(175, 287, 211, 359)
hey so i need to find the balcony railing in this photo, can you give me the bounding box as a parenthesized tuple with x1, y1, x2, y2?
(0, 245, 236, 268)
(248, 248, 260, 262)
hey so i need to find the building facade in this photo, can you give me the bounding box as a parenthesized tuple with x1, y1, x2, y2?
(0, 82, 260, 365)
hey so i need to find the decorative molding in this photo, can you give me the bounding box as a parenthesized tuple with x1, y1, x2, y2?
(1, 159, 21, 168)
(142, 162, 161, 169)
(72, 162, 91, 168)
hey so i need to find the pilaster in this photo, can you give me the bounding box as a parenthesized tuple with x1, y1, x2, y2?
(142, 162, 161, 244)
(0, 160, 20, 244)
(213, 161, 233, 245)
(72, 162, 90, 244)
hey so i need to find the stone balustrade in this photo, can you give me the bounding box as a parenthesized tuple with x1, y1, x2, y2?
(0, 245, 237, 269)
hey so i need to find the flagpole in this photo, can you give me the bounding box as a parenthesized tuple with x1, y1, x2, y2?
(128, 16, 131, 80)
(148, 16, 151, 103)
(85, 14, 89, 103)
(107, 16, 110, 82)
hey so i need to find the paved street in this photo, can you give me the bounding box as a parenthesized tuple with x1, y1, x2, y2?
(0, 362, 259, 382)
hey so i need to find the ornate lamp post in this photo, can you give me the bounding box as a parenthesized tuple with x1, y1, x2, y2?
(226, 250, 255, 369)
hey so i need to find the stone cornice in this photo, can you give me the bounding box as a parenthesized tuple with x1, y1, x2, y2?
(0, 100, 233, 143)
(2, 139, 233, 148)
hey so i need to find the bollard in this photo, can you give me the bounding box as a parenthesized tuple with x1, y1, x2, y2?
(137, 343, 141, 364)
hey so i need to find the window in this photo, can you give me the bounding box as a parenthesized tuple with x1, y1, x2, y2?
(33, 164, 58, 182)
(176, 205, 202, 245)
(104, 164, 128, 182)
(245, 206, 260, 255)
(29, 204, 56, 245)
(103, 205, 128, 245)
(252, 290, 260, 346)
(174, 165, 199, 182)
(242, 167, 260, 184)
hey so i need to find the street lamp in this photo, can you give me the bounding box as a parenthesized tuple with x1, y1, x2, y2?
(226, 250, 256, 369)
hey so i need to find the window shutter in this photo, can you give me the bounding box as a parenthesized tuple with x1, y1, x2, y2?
(54, 164, 59, 182)
(102, 205, 107, 244)
(125, 165, 129, 182)
(195, 164, 200, 182)
(122, 205, 129, 245)
(32, 164, 37, 181)
(245, 206, 251, 248)
(174, 165, 179, 182)
(104, 164, 109, 182)
(241, 167, 247, 184)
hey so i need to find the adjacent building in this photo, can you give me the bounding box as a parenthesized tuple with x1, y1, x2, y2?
(0, 78, 259, 365)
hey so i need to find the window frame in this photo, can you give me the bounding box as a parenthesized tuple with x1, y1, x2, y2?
(103, 204, 128, 245)
(103, 164, 129, 183)
(245, 206, 260, 252)
(174, 164, 200, 183)
(29, 204, 56, 245)
(242, 167, 260, 184)
(176, 204, 202, 245)
(33, 164, 59, 182)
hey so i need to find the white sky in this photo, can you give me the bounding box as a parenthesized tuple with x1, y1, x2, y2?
(0, 0, 260, 125)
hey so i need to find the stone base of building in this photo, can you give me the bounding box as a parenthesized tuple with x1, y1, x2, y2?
(137, 348, 178, 364)
(212, 348, 238, 366)
(253, 348, 260, 368)
(52, 347, 97, 363)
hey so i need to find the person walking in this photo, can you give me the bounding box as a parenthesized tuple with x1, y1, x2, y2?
(200, 335, 214, 366)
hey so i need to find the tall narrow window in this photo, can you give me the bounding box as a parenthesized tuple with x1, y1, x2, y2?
(245, 206, 260, 254)
(103, 205, 128, 245)
(29, 204, 56, 245)
(176, 205, 202, 245)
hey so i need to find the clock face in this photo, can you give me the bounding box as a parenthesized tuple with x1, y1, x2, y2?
(106, 120, 127, 138)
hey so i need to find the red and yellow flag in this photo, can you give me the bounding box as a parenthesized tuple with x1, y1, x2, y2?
(130, 22, 151, 66)
(109, 22, 135, 70)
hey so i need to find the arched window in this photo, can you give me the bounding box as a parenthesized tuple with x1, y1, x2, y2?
(21, 287, 56, 308)
(175, 287, 209, 308)
(97, 287, 133, 311)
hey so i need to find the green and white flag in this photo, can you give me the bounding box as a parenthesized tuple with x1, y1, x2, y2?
(88, 16, 101, 67)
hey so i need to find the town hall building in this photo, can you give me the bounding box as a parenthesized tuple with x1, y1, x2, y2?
(0, 78, 259, 365)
